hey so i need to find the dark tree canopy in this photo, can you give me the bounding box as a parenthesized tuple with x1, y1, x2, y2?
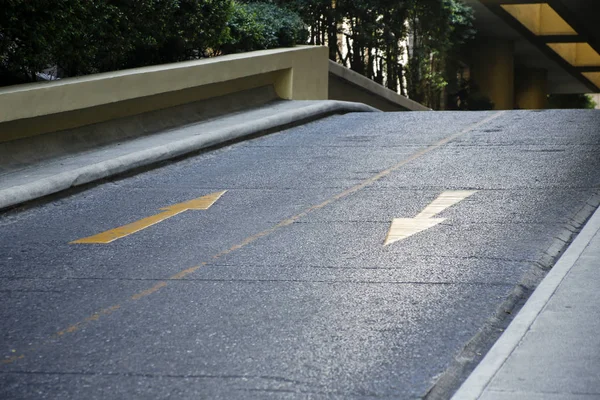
(0, 0, 306, 85)
(548, 94, 597, 109)
(262, 0, 475, 108)
(1, 0, 476, 109)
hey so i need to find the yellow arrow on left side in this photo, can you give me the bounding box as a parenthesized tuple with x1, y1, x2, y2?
(71, 191, 227, 244)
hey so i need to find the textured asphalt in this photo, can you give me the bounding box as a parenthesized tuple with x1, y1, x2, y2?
(1, 110, 599, 399)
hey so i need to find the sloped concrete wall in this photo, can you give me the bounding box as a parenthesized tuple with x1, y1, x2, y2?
(328, 61, 430, 112)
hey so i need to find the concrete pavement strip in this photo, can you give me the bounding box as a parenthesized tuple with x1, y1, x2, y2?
(452, 201, 600, 399)
(0, 100, 377, 211)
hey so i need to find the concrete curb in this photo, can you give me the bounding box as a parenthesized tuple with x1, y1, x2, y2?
(451, 203, 600, 399)
(0, 100, 378, 210)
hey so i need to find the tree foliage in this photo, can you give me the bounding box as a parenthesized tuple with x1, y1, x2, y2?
(405, 0, 475, 108)
(222, 2, 308, 54)
(0, 0, 305, 85)
(270, 0, 475, 109)
(1, 0, 474, 108)
(548, 94, 597, 109)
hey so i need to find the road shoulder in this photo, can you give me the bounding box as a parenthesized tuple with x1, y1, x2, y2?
(452, 198, 600, 399)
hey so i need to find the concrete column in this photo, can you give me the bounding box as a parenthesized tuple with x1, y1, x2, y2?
(515, 68, 548, 109)
(469, 38, 515, 110)
(591, 93, 600, 110)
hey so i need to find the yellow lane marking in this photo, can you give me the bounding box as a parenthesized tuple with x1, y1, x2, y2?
(56, 305, 121, 336)
(130, 265, 208, 301)
(385, 190, 477, 246)
(131, 282, 168, 301)
(71, 191, 226, 244)
(2, 111, 506, 366)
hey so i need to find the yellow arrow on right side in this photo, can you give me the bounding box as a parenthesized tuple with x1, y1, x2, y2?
(384, 190, 477, 246)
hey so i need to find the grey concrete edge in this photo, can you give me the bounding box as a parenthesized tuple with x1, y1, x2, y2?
(328, 60, 432, 111)
(451, 204, 600, 400)
(0, 100, 377, 210)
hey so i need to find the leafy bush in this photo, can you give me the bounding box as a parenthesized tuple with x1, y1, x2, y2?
(0, 0, 89, 83)
(220, 2, 308, 54)
(448, 79, 494, 111)
(0, 0, 305, 86)
(548, 94, 597, 109)
(113, 0, 234, 69)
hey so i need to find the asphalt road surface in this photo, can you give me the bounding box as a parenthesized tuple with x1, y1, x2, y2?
(1, 110, 600, 399)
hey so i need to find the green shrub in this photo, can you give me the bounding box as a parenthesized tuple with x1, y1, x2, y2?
(115, 0, 234, 69)
(548, 94, 597, 109)
(0, 0, 234, 83)
(0, 0, 87, 82)
(221, 2, 307, 53)
(0, 0, 305, 86)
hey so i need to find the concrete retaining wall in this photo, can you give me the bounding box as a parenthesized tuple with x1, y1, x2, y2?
(0, 46, 329, 143)
(328, 61, 431, 112)
(0, 86, 280, 173)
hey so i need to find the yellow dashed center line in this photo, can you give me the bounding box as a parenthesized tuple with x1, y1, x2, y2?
(56, 305, 122, 336)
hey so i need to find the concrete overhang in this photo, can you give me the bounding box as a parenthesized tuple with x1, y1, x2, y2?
(464, 0, 600, 93)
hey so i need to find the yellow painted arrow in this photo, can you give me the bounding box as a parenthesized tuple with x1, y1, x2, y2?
(384, 190, 476, 246)
(71, 191, 227, 244)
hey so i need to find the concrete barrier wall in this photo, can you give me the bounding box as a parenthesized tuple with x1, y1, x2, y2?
(328, 61, 431, 112)
(0, 86, 281, 172)
(0, 46, 329, 142)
